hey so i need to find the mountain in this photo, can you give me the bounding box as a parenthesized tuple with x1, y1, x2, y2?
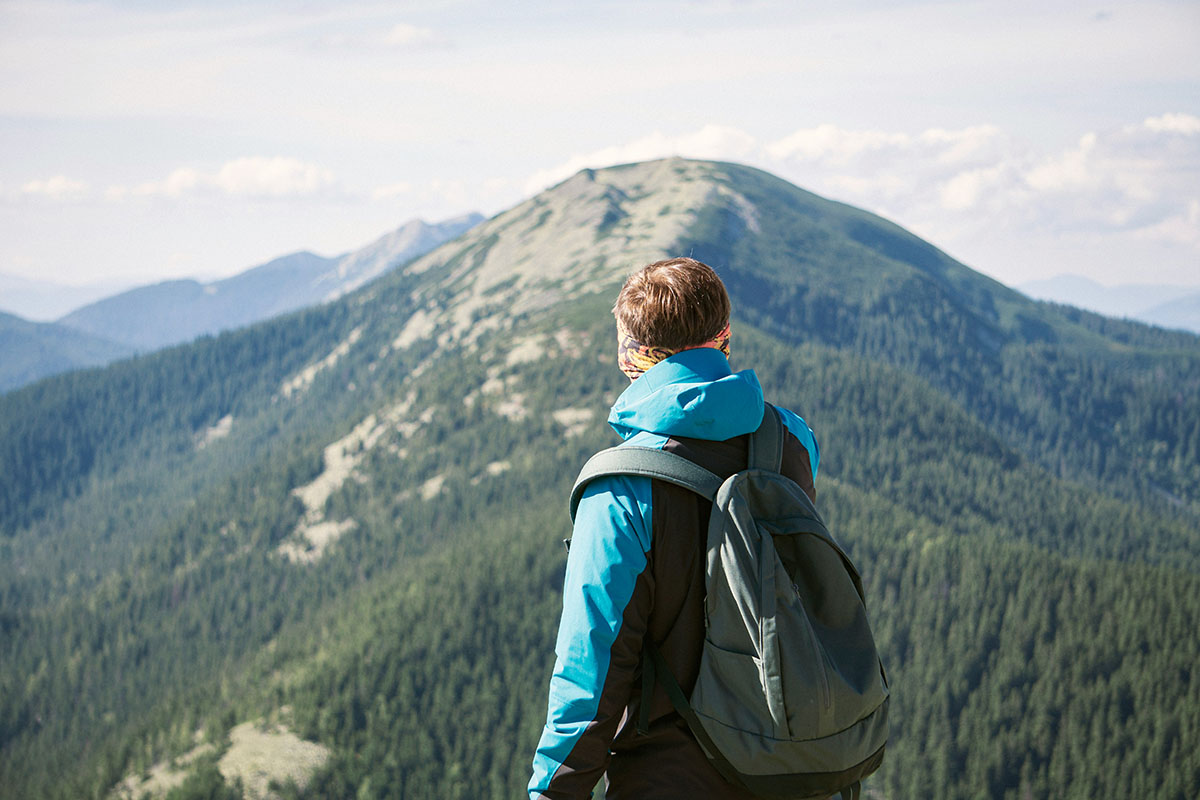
(56, 213, 484, 351)
(1138, 290, 1200, 333)
(0, 272, 137, 322)
(1019, 273, 1200, 333)
(55, 251, 338, 351)
(0, 158, 1196, 800)
(0, 310, 134, 393)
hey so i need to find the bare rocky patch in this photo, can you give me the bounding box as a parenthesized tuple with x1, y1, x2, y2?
(279, 393, 430, 563)
(552, 407, 597, 438)
(110, 734, 215, 799)
(215, 721, 329, 799)
(196, 414, 234, 450)
(279, 326, 364, 399)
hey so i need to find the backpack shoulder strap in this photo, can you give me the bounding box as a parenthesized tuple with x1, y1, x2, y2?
(569, 446, 723, 522)
(748, 403, 784, 472)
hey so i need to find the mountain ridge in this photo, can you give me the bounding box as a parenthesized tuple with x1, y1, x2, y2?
(1019, 273, 1200, 333)
(0, 157, 1196, 799)
(0, 272, 136, 321)
(0, 310, 134, 393)
(0, 214, 483, 394)
(56, 213, 484, 353)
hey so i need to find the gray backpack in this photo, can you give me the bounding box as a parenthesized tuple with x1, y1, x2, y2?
(569, 405, 889, 800)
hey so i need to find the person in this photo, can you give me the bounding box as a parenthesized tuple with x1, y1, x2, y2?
(529, 257, 821, 799)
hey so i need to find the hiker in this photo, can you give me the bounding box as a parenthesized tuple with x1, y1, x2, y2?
(529, 257, 822, 799)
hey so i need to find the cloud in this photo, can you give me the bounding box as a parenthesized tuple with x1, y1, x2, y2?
(212, 157, 336, 197)
(768, 125, 910, 165)
(371, 181, 413, 201)
(1135, 199, 1200, 247)
(765, 117, 1199, 249)
(382, 23, 441, 48)
(20, 175, 91, 201)
(938, 165, 1010, 212)
(1013, 115, 1200, 236)
(524, 114, 1199, 282)
(1144, 112, 1200, 135)
(319, 21, 448, 51)
(523, 124, 760, 197)
(115, 157, 338, 200)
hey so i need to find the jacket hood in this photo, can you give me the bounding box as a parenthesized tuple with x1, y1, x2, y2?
(608, 347, 764, 442)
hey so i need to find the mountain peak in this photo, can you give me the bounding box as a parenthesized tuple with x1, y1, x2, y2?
(381, 159, 761, 347)
(327, 213, 485, 294)
(37, 214, 483, 363)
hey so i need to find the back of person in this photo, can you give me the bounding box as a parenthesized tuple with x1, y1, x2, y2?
(604, 423, 820, 799)
(529, 258, 821, 800)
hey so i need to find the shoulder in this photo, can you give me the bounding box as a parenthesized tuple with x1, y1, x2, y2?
(572, 435, 668, 553)
(772, 404, 820, 478)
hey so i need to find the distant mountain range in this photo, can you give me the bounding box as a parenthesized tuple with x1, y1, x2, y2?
(0, 272, 136, 321)
(1, 159, 1196, 799)
(1018, 274, 1200, 333)
(56, 213, 484, 351)
(0, 213, 482, 392)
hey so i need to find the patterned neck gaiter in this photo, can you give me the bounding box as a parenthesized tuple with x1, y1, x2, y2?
(617, 320, 732, 380)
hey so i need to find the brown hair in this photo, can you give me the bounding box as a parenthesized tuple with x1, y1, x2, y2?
(613, 257, 730, 350)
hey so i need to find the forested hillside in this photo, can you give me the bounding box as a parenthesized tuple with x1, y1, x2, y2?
(1, 158, 1196, 799)
(0, 310, 133, 393)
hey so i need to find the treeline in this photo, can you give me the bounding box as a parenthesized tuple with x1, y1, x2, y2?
(688, 162, 1200, 511)
(191, 328, 1200, 797)
(0, 309, 622, 799)
(0, 299, 351, 536)
(6, 315, 1194, 798)
(1, 159, 1198, 798)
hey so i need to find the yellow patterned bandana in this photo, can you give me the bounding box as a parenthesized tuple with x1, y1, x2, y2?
(617, 320, 732, 380)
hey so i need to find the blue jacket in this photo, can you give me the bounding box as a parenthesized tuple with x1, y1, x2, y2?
(530, 348, 819, 799)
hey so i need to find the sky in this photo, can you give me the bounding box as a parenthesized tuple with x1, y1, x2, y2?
(1, 0, 1198, 296)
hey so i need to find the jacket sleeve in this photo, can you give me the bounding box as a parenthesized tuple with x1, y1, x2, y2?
(529, 474, 653, 799)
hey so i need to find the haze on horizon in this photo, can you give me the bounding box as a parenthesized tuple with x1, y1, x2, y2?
(1, 0, 1197, 293)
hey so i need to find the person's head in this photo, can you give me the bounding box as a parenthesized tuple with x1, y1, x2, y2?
(612, 257, 731, 380)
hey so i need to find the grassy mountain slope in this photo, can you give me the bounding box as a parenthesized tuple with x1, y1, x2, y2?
(678, 161, 1200, 507)
(1, 158, 1197, 799)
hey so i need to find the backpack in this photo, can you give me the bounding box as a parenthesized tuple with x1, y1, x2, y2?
(569, 405, 889, 800)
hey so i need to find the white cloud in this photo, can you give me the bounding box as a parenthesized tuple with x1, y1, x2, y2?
(1134, 199, 1200, 247)
(768, 125, 1008, 171)
(763, 117, 1200, 252)
(524, 114, 1199, 284)
(1014, 117, 1200, 239)
(318, 21, 448, 51)
(115, 157, 338, 200)
(383, 23, 441, 48)
(371, 181, 413, 201)
(1024, 133, 1098, 192)
(768, 125, 909, 165)
(1144, 112, 1200, 135)
(939, 166, 1008, 212)
(21, 175, 90, 201)
(522, 124, 760, 197)
(213, 157, 335, 197)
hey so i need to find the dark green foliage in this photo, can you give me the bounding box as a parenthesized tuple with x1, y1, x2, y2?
(689, 161, 1200, 509)
(0, 298, 354, 536)
(0, 159, 1197, 799)
(0, 310, 134, 393)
